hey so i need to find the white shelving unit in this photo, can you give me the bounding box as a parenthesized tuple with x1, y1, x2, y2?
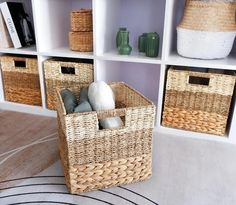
(0, 0, 235, 144)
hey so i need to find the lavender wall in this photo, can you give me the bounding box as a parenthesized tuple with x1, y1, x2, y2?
(119, 0, 165, 53)
(71, 0, 92, 10)
(120, 62, 160, 102)
(97, 60, 160, 103)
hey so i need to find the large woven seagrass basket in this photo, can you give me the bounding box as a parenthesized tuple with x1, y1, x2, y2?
(56, 82, 156, 193)
(44, 58, 93, 110)
(1, 56, 42, 106)
(162, 67, 236, 136)
(177, 0, 236, 59)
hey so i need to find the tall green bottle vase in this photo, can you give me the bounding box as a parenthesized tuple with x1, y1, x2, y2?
(145, 32, 159, 57)
(118, 31, 132, 55)
(116, 27, 127, 48)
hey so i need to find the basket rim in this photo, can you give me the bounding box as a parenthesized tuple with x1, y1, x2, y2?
(176, 27, 236, 33)
(71, 9, 92, 14)
(169, 66, 236, 77)
(43, 58, 94, 65)
(56, 81, 155, 117)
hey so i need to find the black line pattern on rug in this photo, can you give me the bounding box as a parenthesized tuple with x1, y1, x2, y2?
(8, 201, 77, 205)
(1, 184, 138, 205)
(0, 192, 114, 205)
(0, 183, 66, 191)
(118, 186, 159, 205)
(99, 189, 138, 205)
(0, 176, 65, 184)
(0, 176, 159, 205)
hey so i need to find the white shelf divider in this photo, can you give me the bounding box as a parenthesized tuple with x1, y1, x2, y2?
(0, 45, 37, 55)
(156, 63, 167, 128)
(37, 55, 49, 109)
(162, 0, 175, 60)
(228, 99, 236, 143)
(32, 0, 71, 52)
(98, 50, 162, 64)
(166, 52, 236, 70)
(39, 47, 94, 59)
(94, 0, 120, 55)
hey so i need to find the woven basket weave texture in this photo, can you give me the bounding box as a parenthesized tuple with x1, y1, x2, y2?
(1, 56, 42, 106)
(69, 31, 93, 52)
(56, 82, 156, 193)
(162, 67, 235, 136)
(44, 58, 93, 110)
(179, 0, 236, 32)
(71, 9, 92, 32)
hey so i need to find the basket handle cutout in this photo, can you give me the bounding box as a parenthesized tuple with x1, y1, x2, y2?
(61, 66, 75, 75)
(188, 76, 210, 86)
(96, 108, 126, 131)
(14, 60, 26, 69)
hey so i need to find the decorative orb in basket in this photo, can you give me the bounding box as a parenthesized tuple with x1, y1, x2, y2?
(177, 0, 236, 59)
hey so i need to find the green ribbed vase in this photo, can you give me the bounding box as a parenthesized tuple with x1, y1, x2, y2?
(116, 27, 127, 48)
(145, 32, 159, 57)
(118, 31, 132, 55)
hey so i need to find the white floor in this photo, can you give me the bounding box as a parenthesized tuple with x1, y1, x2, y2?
(1, 132, 236, 205)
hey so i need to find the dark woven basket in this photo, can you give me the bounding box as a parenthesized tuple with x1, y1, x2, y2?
(1, 56, 42, 106)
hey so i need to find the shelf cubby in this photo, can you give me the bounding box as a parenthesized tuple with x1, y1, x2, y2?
(157, 64, 236, 142)
(96, 59, 160, 104)
(94, 0, 165, 62)
(33, 0, 93, 55)
(0, 0, 37, 52)
(163, 0, 236, 68)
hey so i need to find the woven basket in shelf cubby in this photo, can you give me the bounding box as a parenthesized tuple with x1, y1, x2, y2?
(44, 58, 93, 110)
(71, 9, 92, 32)
(162, 67, 236, 136)
(177, 0, 236, 59)
(69, 31, 93, 52)
(0, 56, 42, 106)
(56, 82, 156, 193)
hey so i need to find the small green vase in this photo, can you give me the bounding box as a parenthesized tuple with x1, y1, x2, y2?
(118, 31, 132, 55)
(116, 27, 127, 48)
(145, 32, 159, 57)
(138, 33, 147, 53)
